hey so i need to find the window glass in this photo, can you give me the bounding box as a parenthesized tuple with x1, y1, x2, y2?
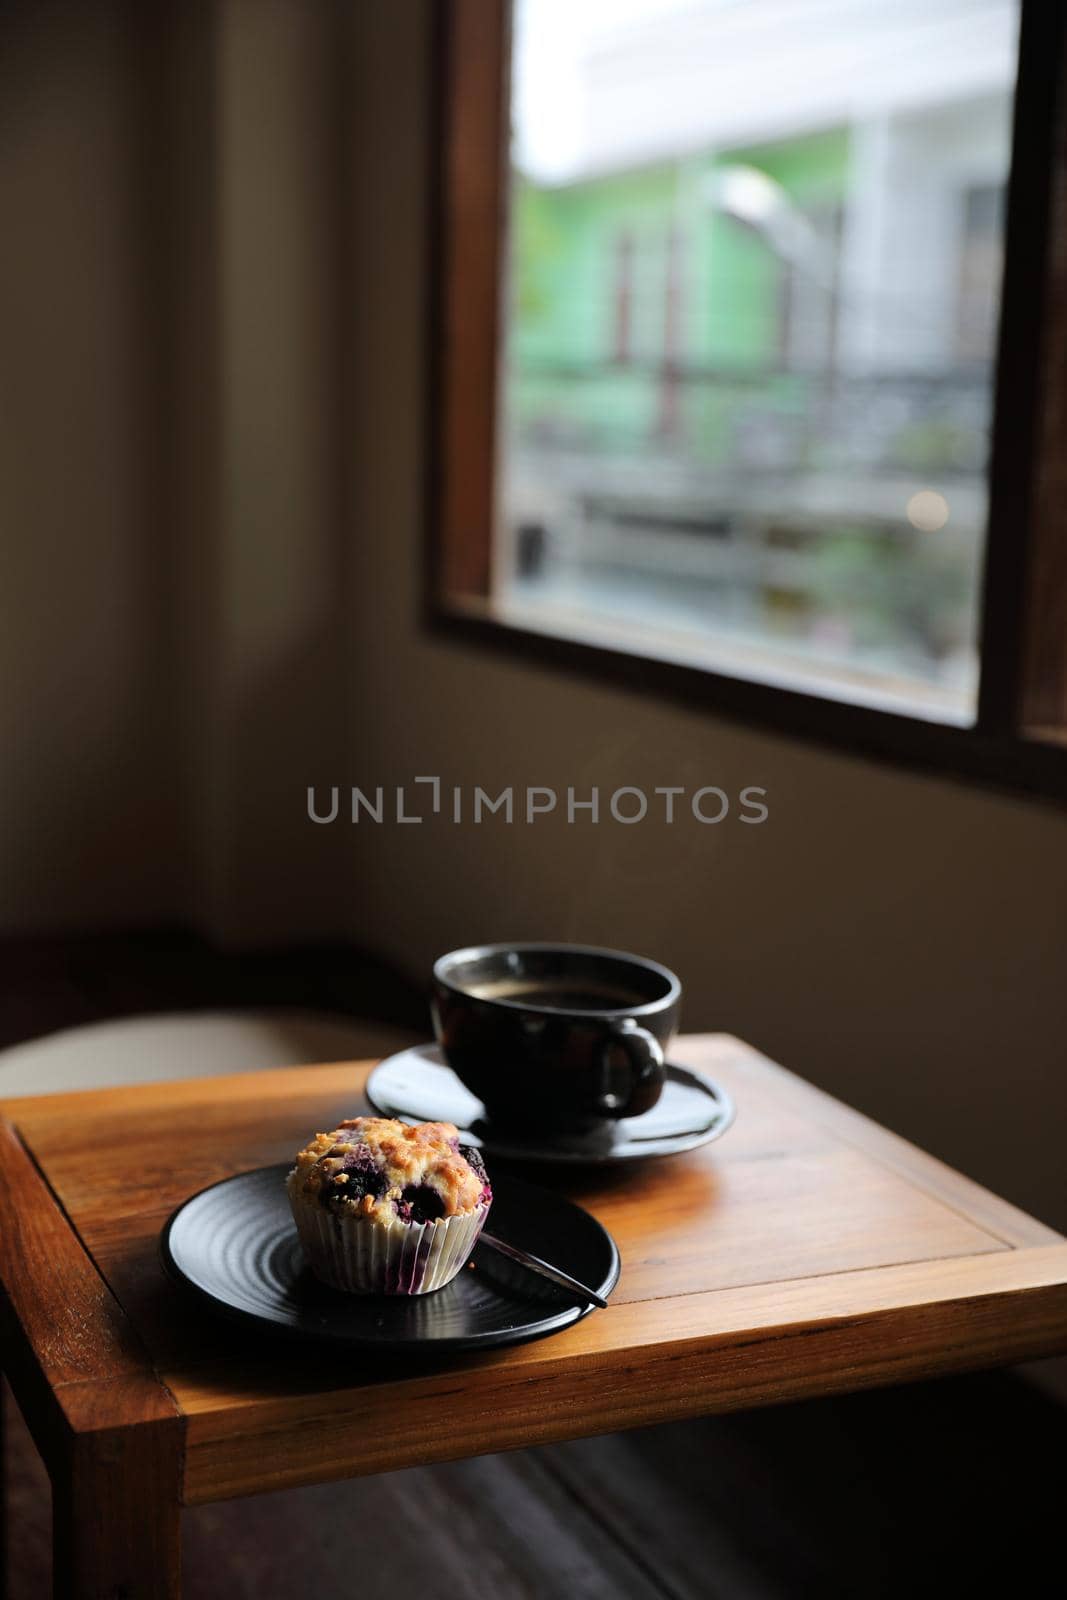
(500, 0, 1021, 722)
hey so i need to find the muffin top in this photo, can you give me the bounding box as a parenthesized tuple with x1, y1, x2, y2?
(288, 1116, 491, 1224)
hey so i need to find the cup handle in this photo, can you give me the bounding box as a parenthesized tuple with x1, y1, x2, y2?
(598, 1019, 665, 1118)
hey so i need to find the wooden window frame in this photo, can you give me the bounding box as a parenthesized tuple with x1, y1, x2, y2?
(425, 0, 1067, 804)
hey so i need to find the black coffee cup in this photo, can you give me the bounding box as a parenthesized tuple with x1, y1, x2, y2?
(431, 942, 681, 1133)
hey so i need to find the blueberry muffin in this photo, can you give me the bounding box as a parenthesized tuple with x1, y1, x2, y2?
(287, 1117, 492, 1294)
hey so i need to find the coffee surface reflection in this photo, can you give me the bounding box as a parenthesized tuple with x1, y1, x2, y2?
(463, 977, 647, 1011)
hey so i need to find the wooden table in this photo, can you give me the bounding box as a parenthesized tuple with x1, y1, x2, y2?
(2, 1033, 1065, 1599)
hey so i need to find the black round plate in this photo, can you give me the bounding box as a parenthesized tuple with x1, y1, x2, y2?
(366, 1046, 735, 1163)
(161, 1164, 620, 1351)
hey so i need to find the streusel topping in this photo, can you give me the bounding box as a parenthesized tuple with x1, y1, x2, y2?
(288, 1117, 491, 1224)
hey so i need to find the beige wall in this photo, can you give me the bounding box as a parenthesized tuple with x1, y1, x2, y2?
(1, 0, 352, 940)
(193, 0, 353, 940)
(2, 1, 1064, 1236)
(1, 2, 185, 928)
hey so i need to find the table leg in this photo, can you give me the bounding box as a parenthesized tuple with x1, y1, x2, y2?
(1, 1377, 7, 1600)
(52, 1422, 181, 1600)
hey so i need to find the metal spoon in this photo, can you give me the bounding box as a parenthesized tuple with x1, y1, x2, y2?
(478, 1230, 610, 1308)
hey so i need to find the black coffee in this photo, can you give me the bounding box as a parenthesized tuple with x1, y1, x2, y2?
(466, 977, 644, 1012)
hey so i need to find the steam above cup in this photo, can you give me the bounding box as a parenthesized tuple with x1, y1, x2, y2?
(430, 943, 681, 1134)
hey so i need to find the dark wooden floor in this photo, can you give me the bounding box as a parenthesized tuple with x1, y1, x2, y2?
(1, 930, 1064, 1596)
(4, 1369, 1064, 1598)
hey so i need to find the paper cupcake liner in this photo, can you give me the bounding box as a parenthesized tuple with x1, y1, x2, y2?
(288, 1186, 489, 1295)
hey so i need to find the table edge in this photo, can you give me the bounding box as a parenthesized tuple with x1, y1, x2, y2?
(0, 1116, 184, 1475)
(173, 1243, 1067, 1501)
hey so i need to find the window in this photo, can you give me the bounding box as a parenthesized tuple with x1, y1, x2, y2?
(430, 0, 1067, 797)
